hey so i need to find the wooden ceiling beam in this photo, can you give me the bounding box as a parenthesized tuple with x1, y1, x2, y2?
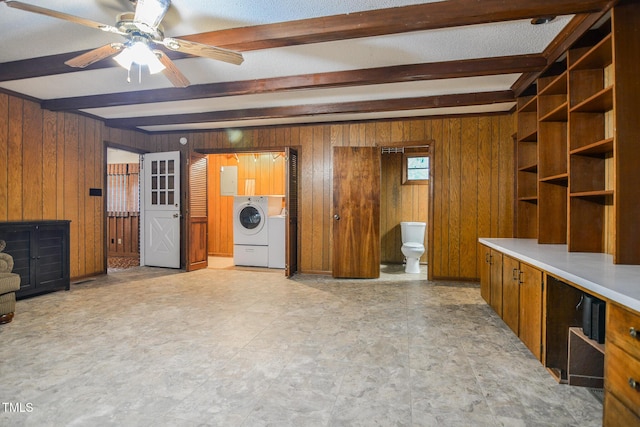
(104, 90, 514, 129)
(0, 0, 613, 82)
(42, 54, 544, 111)
(185, 0, 614, 51)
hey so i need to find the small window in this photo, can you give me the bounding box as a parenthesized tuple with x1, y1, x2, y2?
(403, 153, 429, 185)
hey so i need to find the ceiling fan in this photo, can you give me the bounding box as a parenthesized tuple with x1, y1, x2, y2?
(5, 0, 244, 87)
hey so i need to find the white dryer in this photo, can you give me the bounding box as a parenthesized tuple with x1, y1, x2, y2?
(233, 196, 283, 267)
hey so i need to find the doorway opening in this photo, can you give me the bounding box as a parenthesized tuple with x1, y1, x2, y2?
(206, 151, 287, 270)
(106, 147, 141, 272)
(379, 145, 430, 275)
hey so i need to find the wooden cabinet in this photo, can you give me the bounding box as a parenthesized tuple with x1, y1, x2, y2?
(513, 1, 640, 264)
(502, 255, 520, 335)
(499, 254, 544, 361)
(480, 238, 640, 424)
(605, 303, 640, 426)
(518, 262, 544, 360)
(479, 244, 503, 316)
(482, 246, 543, 361)
(0, 221, 70, 299)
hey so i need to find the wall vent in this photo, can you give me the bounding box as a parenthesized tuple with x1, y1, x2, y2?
(381, 147, 404, 154)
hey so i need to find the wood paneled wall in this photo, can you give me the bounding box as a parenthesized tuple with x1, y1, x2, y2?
(430, 116, 515, 280)
(1, 90, 514, 281)
(107, 215, 139, 257)
(164, 115, 515, 279)
(0, 93, 149, 279)
(207, 152, 285, 257)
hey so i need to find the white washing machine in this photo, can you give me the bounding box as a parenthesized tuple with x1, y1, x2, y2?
(233, 196, 283, 266)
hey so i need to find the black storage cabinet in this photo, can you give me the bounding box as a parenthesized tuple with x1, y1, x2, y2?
(0, 220, 70, 299)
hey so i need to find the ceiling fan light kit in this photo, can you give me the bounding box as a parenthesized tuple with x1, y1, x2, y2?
(5, 0, 244, 88)
(113, 40, 166, 75)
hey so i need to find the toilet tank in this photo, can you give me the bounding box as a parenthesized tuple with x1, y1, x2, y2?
(401, 222, 426, 244)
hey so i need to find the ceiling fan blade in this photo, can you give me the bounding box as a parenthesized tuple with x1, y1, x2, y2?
(134, 0, 170, 30)
(5, 1, 122, 35)
(160, 38, 244, 65)
(156, 51, 190, 88)
(65, 43, 124, 68)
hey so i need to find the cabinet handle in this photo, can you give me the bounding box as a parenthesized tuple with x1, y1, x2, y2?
(518, 270, 524, 285)
(485, 253, 490, 263)
(629, 378, 640, 391)
(630, 327, 639, 339)
(512, 268, 518, 281)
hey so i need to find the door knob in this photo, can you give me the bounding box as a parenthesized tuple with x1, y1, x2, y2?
(173, 213, 179, 218)
(334, 214, 340, 220)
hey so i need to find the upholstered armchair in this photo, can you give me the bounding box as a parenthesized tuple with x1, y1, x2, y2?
(0, 240, 21, 324)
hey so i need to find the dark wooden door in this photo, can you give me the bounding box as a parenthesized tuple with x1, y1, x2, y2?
(332, 147, 380, 278)
(186, 152, 208, 271)
(285, 147, 299, 277)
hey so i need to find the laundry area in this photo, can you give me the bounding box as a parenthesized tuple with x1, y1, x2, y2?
(206, 152, 286, 270)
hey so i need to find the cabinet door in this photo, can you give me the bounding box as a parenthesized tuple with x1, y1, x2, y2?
(519, 262, 543, 360)
(35, 225, 69, 291)
(479, 245, 491, 304)
(490, 249, 503, 316)
(502, 255, 520, 334)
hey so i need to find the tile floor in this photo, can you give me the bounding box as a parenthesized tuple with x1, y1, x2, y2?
(0, 262, 602, 426)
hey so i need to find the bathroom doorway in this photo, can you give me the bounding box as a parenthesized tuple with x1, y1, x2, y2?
(380, 144, 430, 267)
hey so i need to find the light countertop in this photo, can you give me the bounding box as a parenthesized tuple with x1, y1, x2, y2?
(479, 238, 640, 313)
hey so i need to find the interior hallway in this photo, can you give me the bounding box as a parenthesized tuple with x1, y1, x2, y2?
(0, 264, 601, 426)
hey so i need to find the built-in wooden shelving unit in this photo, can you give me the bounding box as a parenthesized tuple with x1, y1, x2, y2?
(538, 64, 568, 244)
(514, 1, 640, 265)
(516, 93, 538, 239)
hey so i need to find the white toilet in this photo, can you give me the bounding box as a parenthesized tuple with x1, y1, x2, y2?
(401, 222, 426, 274)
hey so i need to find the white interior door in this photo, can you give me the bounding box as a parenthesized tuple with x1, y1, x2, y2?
(142, 151, 181, 268)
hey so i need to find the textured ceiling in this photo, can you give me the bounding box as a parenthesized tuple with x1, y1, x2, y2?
(0, 0, 613, 132)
